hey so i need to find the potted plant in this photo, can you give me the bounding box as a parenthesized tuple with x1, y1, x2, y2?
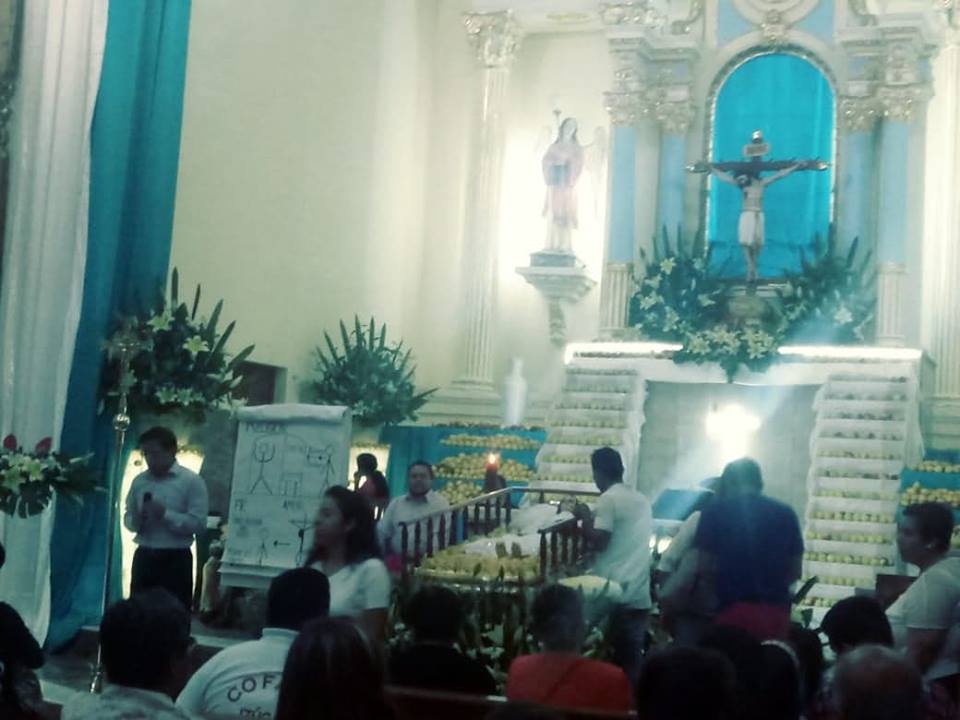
(0, 435, 96, 517)
(102, 269, 255, 431)
(312, 317, 435, 433)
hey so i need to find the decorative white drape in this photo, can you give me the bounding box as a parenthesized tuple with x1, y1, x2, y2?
(0, 0, 107, 644)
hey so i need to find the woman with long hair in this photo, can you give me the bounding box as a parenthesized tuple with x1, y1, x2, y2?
(304, 486, 390, 644)
(275, 617, 394, 720)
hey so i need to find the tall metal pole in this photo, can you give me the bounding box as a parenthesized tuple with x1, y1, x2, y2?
(89, 325, 143, 692)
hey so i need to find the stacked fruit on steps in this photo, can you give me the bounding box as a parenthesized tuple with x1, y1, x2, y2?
(799, 373, 921, 617)
(533, 359, 646, 495)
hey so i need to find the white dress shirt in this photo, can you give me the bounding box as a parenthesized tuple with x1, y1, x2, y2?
(123, 461, 208, 549)
(378, 491, 450, 555)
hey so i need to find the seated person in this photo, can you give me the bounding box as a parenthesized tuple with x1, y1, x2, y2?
(834, 645, 925, 720)
(635, 645, 735, 720)
(276, 617, 394, 720)
(506, 584, 632, 713)
(177, 567, 330, 718)
(354, 452, 390, 512)
(378, 460, 450, 570)
(306, 486, 391, 644)
(0, 541, 44, 720)
(389, 585, 496, 695)
(61, 589, 193, 720)
(887, 502, 960, 690)
(809, 596, 955, 720)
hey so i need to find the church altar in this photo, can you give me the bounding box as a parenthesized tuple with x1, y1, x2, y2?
(529, 341, 929, 617)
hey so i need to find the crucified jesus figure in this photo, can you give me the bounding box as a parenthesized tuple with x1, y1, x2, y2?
(689, 131, 828, 283)
(711, 164, 799, 282)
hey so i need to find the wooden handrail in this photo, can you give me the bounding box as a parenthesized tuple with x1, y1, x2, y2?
(396, 487, 597, 580)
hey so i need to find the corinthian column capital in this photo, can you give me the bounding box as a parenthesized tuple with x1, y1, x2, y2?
(463, 11, 522, 69)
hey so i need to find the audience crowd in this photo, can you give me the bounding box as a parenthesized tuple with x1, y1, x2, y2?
(4, 448, 960, 720)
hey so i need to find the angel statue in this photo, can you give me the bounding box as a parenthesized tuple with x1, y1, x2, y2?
(539, 116, 606, 256)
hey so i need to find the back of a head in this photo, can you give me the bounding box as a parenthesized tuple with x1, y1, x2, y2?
(720, 457, 763, 496)
(820, 596, 893, 652)
(834, 644, 923, 720)
(267, 567, 330, 631)
(636, 646, 735, 720)
(590, 446, 624, 482)
(100, 589, 191, 691)
(405, 585, 463, 643)
(699, 625, 765, 720)
(758, 642, 802, 720)
(531, 584, 583, 651)
(275, 617, 392, 720)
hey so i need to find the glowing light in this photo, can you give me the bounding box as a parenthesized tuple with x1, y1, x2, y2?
(564, 341, 682, 364)
(778, 345, 922, 361)
(705, 404, 761, 465)
(487, 453, 499, 466)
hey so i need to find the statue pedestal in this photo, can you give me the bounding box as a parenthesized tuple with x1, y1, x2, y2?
(517, 255, 596, 345)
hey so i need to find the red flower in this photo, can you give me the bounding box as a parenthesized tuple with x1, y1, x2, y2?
(2, 434, 16, 451)
(34, 437, 53, 455)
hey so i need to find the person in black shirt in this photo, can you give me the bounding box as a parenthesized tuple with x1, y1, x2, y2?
(0, 541, 44, 718)
(389, 585, 497, 695)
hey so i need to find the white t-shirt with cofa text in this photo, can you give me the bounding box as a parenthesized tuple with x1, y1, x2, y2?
(176, 627, 295, 719)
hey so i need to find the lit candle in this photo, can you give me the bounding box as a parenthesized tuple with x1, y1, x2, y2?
(484, 452, 503, 492)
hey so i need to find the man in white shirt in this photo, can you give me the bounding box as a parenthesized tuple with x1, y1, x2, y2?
(123, 426, 209, 611)
(887, 501, 960, 684)
(177, 567, 330, 719)
(573, 447, 652, 686)
(378, 460, 450, 568)
(61, 590, 194, 720)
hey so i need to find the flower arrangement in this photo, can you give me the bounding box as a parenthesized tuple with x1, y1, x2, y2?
(628, 230, 874, 380)
(0, 435, 96, 517)
(386, 572, 618, 691)
(102, 269, 254, 423)
(312, 316, 435, 427)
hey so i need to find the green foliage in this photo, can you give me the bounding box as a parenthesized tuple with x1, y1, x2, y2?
(628, 229, 874, 380)
(102, 268, 255, 422)
(386, 572, 619, 693)
(312, 316, 435, 427)
(0, 435, 97, 517)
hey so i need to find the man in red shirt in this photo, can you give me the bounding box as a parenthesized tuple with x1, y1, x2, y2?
(506, 585, 632, 713)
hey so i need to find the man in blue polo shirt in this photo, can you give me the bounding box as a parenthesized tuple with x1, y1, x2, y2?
(692, 457, 803, 641)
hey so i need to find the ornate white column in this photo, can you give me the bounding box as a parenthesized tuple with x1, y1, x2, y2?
(599, 38, 644, 337)
(874, 38, 932, 347)
(876, 262, 907, 346)
(652, 85, 695, 239)
(923, 34, 960, 447)
(450, 11, 521, 393)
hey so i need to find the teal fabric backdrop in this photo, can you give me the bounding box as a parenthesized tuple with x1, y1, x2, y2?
(48, 0, 192, 649)
(708, 53, 834, 278)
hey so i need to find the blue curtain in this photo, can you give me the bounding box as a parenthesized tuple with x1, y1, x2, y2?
(708, 53, 834, 278)
(48, 0, 192, 649)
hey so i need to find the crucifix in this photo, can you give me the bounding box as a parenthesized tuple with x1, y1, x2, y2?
(688, 131, 828, 283)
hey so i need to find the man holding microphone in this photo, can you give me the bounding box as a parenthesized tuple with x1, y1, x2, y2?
(123, 426, 209, 611)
